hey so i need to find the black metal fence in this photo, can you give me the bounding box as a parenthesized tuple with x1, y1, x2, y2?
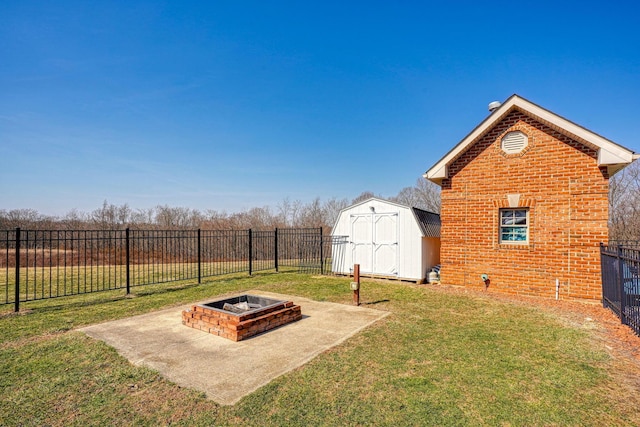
(1, 227, 348, 311)
(600, 243, 640, 336)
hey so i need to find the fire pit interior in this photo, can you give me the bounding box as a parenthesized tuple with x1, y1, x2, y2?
(182, 294, 302, 341)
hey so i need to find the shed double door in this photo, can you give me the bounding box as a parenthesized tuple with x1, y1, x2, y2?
(350, 212, 398, 276)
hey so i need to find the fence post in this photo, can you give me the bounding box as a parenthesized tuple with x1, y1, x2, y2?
(248, 229, 253, 275)
(14, 227, 20, 313)
(600, 242, 606, 308)
(617, 245, 626, 325)
(319, 227, 324, 275)
(353, 263, 360, 306)
(126, 228, 131, 295)
(274, 228, 279, 272)
(197, 229, 202, 284)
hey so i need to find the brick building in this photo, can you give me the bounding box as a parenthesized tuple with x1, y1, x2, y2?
(424, 95, 638, 300)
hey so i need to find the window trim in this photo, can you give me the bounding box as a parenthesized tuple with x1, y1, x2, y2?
(499, 208, 529, 244)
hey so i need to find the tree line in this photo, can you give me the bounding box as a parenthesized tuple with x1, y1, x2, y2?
(5, 161, 638, 242)
(1, 178, 441, 231)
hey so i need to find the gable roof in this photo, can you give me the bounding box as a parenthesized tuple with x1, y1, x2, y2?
(332, 197, 440, 238)
(424, 94, 639, 185)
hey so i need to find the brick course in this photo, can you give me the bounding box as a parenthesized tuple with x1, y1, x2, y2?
(182, 301, 302, 341)
(439, 111, 608, 300)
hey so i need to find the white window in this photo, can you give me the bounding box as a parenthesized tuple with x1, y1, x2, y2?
(501, 131, 528, 154)
(500, 209, 528, 243)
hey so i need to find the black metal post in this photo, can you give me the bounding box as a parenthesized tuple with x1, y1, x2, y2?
(600, 242, 606, 308)
(319, 227, 324, 275)
(248, 229, 253, 275)
(617, 245, 626, 325)
(126, 228, 131, 295)
(353, 263, 360, 306)
(197, 229, 202, 284)
(274, 228, 279, 272)
(14, 227, 20, 313)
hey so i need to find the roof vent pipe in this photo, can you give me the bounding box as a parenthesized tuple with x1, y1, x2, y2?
(488, 101, 502, 112)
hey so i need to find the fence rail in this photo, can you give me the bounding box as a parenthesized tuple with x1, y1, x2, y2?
(1, 227, 348, 311)
(600, 243, 640, 336)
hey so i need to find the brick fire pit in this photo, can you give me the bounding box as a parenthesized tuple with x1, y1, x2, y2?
(182, 294, 302, 341)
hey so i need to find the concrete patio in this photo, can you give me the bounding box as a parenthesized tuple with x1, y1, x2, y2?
(79, 291, 389, 405)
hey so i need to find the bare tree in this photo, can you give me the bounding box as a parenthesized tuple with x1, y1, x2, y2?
(201, 209, 232, 230)
(322, 197, 349, 229)
(154, 205, 202, 229)
(0, 209, 52, 229)
(351, 191, 378, 204)
(391, 186, 422, 209)
(277, 198, 304, 227)
(62, 208, 89, 229)
(298, 197, 324, 228)
(130, 208, 156, 227)
(609, 161, 640, 242)
(390, 178, 441, 213)
(90, 200, 133, 229)
(240, 206, 282, 230)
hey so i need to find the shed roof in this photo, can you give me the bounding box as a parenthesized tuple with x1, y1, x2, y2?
(332, 197, 440, 238)
(411, 207, 441, 238)
(424, 94, 639, 185)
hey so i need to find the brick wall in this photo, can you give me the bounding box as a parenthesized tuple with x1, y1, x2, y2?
(439, 110, 609, 300)
(183, 300, 302, 341)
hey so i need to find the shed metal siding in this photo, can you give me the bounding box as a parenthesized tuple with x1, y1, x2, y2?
(412, 208, 441, 238)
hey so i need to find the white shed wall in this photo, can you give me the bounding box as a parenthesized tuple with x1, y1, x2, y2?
(331, 198, 439, 281)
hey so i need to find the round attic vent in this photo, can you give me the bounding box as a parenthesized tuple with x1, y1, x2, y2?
(501, 131, 528, 154)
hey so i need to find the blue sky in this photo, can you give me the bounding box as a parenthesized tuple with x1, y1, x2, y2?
(2, 1, 639, 216)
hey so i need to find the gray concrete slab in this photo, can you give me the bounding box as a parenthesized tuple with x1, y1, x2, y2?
(79, 291, 389, 405)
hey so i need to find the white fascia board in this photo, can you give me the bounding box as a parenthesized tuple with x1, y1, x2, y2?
(423, 164, 447, 181)
(423, 94, 637, 184)
(424, 96, 518, 184)
(515, 96, 636, 166)
(598, 147, 636, 165)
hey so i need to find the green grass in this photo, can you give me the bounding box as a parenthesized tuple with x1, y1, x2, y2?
(1, 273, 638, 426)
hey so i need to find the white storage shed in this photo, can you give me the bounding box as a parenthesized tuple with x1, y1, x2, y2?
(331, 197, 440, 282)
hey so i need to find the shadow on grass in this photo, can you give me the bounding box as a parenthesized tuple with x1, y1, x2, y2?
(7, 281, 207, 316)
(1, 270, 323, 317)
(13, 293, 138, 315)
(362, 299, 390, 305)
(133, 281, 202, 296)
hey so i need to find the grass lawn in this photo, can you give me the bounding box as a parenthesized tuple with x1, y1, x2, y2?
(1, 272, 639, 426)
